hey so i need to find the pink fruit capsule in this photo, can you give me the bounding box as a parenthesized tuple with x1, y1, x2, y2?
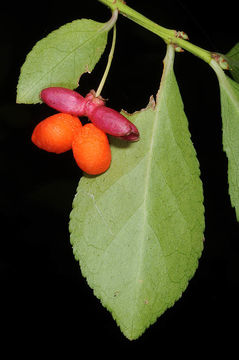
(85, 92, 140, 141)
(41, 87, 86, 116)
(120, 123, 139, 141)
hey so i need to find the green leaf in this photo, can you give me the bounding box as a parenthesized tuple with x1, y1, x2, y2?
(69, 45, 205, 340)
(16, 19, 108, 104)
(211, 59, 239, 220)
(225, 42, 239, 83)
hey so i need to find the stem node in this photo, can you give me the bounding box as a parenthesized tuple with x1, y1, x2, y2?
(175, 30, 189, 40)
(211, 53, 230, 70)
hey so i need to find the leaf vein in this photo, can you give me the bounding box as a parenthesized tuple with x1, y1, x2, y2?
(20, 23, 107, 99)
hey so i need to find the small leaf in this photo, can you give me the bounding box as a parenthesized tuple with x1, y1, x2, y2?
(225, 42, 239, 83)
(211, 59, 239, 220)
(17, 19, 108, 104)
(69, 45, 204, 340)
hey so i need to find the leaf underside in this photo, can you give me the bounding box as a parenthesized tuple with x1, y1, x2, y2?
(69, 45, 204, 340)
(226, 42, 239, 83)
(16, 19, 108, 104)
(217, 71, 239, 220)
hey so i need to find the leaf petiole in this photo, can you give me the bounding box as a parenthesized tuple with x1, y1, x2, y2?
(100, 7, 118, 32)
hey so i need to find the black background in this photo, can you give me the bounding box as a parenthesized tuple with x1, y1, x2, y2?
(1, 0, 238, 354)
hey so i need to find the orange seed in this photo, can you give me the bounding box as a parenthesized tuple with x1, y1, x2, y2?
(72, 123, 111, 175)
(31, 113, 82, 154)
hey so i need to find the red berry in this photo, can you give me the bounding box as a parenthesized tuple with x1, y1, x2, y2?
(31, 113, 82, 154)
